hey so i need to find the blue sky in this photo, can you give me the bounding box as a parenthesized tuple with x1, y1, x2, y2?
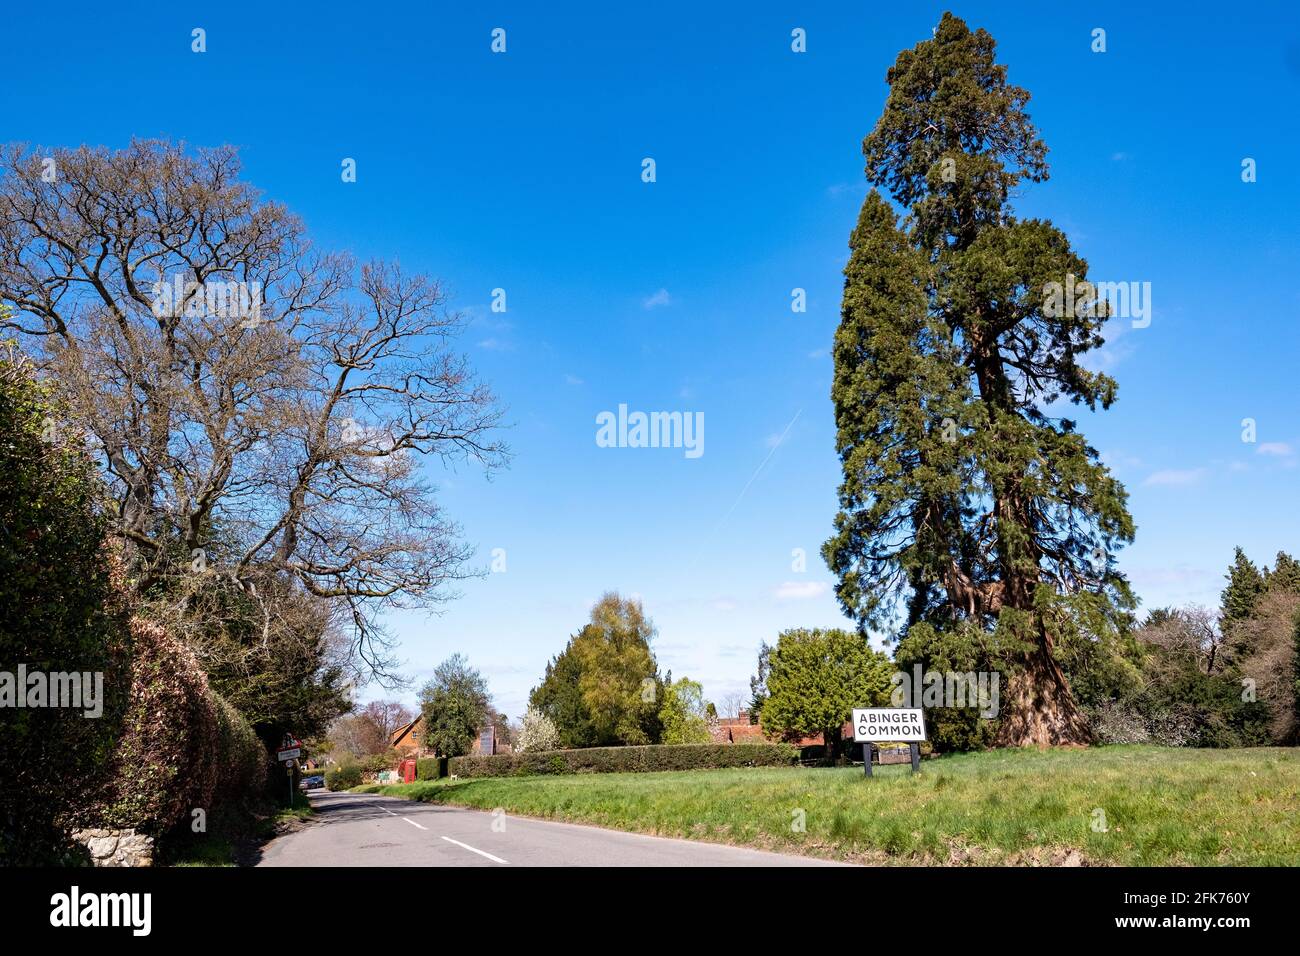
(5, 2, 1299, 718)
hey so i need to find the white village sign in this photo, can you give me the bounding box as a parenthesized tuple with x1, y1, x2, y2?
(852, 707, 926, 776)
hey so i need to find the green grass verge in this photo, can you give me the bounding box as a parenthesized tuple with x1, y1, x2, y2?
(166, 791, 316, 867)
(355, 745, 1300, 865)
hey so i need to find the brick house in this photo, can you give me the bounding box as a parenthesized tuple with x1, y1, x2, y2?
(712, 710, 864, 759)
(710, 712, 768, 744)
(711, 710, 849, 748)
(389, 716, 503, 757)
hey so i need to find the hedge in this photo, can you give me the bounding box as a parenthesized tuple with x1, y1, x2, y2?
(325, 763, 363, 791)
(58, 617, 268, 837)
(212, 695, 268, 804)
(0, 359, 132, 862)
(448, 743, 799, 778)
(416, 757, 446, 781)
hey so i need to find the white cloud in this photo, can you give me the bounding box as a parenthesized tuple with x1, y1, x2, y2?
(1100, 449, 1143, 471)
(1143, 468, 1206, 487)
(712, 598, 737, 612)
(470, 310, 516, 352)
(642, 288, 674, 310)
(564, 373, 584, 386)
(773, 580, 829, 600)
(1257, 442, 1294, 457)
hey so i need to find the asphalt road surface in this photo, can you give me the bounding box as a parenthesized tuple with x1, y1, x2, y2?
(257, 790, 845, 867)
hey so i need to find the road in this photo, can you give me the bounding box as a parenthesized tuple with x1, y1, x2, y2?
(256, 790, 845, 867)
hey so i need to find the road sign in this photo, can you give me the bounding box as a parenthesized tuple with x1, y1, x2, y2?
(277, 747, 301, 762)
(853, 708, 925, 777)
(852, 707, 926, 743)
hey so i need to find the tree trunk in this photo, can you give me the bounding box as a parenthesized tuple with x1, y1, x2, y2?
(995, 638, 1092, 747)
(825, 727, 842, 765)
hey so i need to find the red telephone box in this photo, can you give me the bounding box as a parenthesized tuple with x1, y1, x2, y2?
(399, 758, 417, 783)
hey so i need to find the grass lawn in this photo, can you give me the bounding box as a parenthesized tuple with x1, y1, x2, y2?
(354, 745, 1300, 865)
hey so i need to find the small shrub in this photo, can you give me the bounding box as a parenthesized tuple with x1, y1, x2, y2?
(448, 743, 799, 778)
(359, 750, 402, 775)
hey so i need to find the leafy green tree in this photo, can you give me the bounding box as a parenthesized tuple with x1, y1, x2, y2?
(529, 642, 598, 748)
(574, 593, 662, 744)
(1221, 548, 1265, 623)
(1143, 608, 1177, 628)
(529, 592, 663, 746)
(760, 628, 894, 762)
(659, 678, 712, 745)
(822, 13, 1134, 746)
(418, 654, 491, 757)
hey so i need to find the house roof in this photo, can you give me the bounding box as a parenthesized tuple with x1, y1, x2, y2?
(390, 716, 422, 747)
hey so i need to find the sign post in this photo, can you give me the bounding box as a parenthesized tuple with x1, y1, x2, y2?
(852, 708, 926, 777)
(277, 737, 303, 805)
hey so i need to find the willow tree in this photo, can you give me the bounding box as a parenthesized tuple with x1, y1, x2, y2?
(823, 13, 1135, 746)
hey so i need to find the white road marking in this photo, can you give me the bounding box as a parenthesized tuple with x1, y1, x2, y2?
(441, 835, 508, 864)
(403, 817, 428, 831)
(370, 802, 398, 816)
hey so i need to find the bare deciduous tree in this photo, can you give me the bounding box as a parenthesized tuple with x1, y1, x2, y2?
(1232, 592, 1300, 743)
(0, 140, 507, 679)
(359, 699, 417, 747)
(1141, 606, 1226, 674)
(719, 691, 746, 720)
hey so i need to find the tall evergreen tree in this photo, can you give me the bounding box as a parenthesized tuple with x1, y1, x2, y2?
(823, 13, 1134, 746)
(1265, 551, 1300, 595)
(1221, 547, 1265, 622)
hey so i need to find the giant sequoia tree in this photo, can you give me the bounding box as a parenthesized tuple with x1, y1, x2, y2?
(823, 14, 1135, 746)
